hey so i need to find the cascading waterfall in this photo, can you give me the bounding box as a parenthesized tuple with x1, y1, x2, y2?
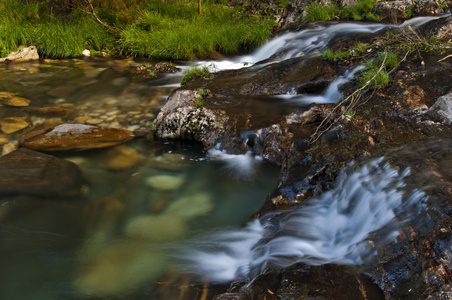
(176, 157, 427, 283)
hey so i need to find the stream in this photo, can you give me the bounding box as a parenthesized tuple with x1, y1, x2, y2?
(0, 16, 449, 300)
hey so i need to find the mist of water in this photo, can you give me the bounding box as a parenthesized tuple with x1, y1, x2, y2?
(176, 158, 427, 283)
(207, 146, 263, 179)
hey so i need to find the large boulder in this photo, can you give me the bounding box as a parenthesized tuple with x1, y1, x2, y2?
(0, 46, 39, 63)
(21, 124, 135, 151)
(154, 90, 229, 148)
(0, 148, 82, 198)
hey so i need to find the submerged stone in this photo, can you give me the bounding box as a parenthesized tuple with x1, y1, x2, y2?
(124, 214, 186, 242)
(0, 117, 30, 134)
(73, 241, 167, 297)
(0, 92, 30, 107)
(145, 174, 185, 191)
(0, 148, 82, 198)
(163, 192, 213, 220)
(21, 123, 135, 151)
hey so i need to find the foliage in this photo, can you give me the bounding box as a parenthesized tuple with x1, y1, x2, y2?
(305, 2, 339, 22)
(340, 0, 379, 21)
(181, 66, 212, 86)
(0, 0, 274, 59)
(322, 42, 370, 62)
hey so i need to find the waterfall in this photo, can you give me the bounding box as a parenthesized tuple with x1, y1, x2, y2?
(176, 157, 427, 283)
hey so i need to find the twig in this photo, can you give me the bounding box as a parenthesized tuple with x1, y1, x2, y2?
(78, 0, 120, 37)
(438, 54, 452, 62)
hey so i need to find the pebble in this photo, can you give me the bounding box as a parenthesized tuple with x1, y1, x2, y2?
(0, 135, 9, 145)
(145, 174, 185, 191)
(0, 117, 30, 134)
(1, 141, 19, 156)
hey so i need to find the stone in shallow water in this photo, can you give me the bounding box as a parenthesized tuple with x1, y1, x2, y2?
(0, 117, 30, 134)
(105, 145, 144, 170)
(73, 241, 167, 297)
(164, 192, 213, 220)
(0, 148, 82, 198)
(145, 174, 185, 191)
(36, 106, 75, 117)
(21, 123, 135, 151)
(0, 92, 30, 107)
(0, 134, 9, 145)
(150, 153, 192, 171)
(124, 214, 186, 242)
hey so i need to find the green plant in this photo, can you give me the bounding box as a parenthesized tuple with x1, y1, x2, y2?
(364, 108, 372, 116)
(340, 0, 379, 21)
(149, 122, 157, 132)
(181, 67, 212, 85)
(195, 98, 203, 107)
(149, 70, 157, 77)
(305, 2, 339, 22)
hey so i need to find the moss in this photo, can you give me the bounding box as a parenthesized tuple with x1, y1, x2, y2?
(181, 67, 212, 86)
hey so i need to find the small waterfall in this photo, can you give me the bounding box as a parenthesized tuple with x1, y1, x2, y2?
(277, 65, 366, 104)
(176, 158, 427, 283)
(207, 146, 263, 179)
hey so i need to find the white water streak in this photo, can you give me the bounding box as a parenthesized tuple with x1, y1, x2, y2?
(177, 158, 426, 282)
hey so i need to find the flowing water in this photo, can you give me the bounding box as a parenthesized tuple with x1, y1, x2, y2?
(0, 16, 448, 300)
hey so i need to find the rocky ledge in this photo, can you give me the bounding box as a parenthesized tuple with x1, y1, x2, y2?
(153, 15, 452, 299)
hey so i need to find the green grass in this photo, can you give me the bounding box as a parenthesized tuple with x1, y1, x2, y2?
(340, 0, 379, 21)
(181, 66, 212, 86)
(120, 2, 274, 60)
(305, 2, 339, 22)
(0, 0, 274, 60)
(322, 42, 370, 62)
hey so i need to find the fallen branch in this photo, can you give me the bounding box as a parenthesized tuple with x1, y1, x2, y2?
(77, 0, 120, 37)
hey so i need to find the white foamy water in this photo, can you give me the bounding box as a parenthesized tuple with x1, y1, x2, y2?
(176, 158, 427, 282)
(277, 65, 366, 104)
(207, 146, 263, 179)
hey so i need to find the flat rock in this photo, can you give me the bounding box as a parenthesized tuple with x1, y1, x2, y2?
(0, 117, 30, 134)
(145, 174, 185, 191)
(0, 92, 30, 107)
(0, 134, 9, 145)
(427, 92, 452, 125)
(21, 123, 135, 151)
(0, 148, 82, 198)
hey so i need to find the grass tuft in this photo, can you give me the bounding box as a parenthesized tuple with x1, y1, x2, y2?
(181, 67, 212, 86)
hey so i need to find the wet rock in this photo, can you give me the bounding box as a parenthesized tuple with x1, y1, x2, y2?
(0, 45, 39, 63)
(21, 124, 135, 151)
(0, 117, 30, 134)
(149, 62, 181, 73)
(0, 148, 82, 198)
(73, 241, 167, 297)
(47, 85, 79, 98)
(145, 174, 185, 191)
(0, 134, 8, 145)
(124, 214, 186, 241)
(150, 153, 192, 171)
(163, 192, 213, 219)
(105, 145, 143, 171)
(36, 106, 75, 117)
(154, 90, 229, 147)
(0, 92, 30, 106)
(426, 92, 452, 125)
(1, 140, 19, 156)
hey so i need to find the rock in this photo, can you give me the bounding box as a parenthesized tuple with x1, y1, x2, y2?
(0, 134, 8, 145)
(0, 92, 30, 106)
(145, 174, 185, 191)
(149, 62, 181, 73)
(82, 49, 91, 57)
(73, 241, 167, 297)
(1, 141, 19, 156)
(163, 192, 213, 219)
(426, 93, 452, 125)
(36, 106, 75, 117)
(0, 45, 39, 63)
(124, 214, 186, 242)
(150, 153, 192, 171)
(21, 123, 135, 151)
(47, 86, 79, 98)
(154, 90, 228, 147)
(0, 148, 82, 198)
(0, 117, 30, 134)
(105, 145, 143, 170)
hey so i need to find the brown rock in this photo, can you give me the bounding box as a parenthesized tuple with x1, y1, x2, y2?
(0, 45, 39, 63)
(0, 134, 8, 145)
(0, 92, 30, 107)
(21, 123, 135, 151)
(105, 145, 144, 170)
(37, 106, 75, 117)
(0, 148, 82, 198)
(0, 117, 30, 134)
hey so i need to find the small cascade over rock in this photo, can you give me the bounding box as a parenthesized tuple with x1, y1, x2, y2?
(176, 157, 427, 283)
